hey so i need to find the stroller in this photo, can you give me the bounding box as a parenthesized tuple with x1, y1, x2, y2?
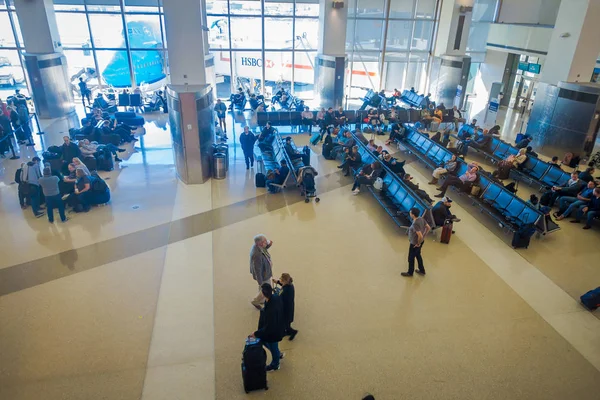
(297, 166, 320, 203)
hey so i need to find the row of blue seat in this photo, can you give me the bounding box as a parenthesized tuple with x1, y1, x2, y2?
(253, 130, 292, 188)
(401, 126, 560, 236)
(457, 126, 571, 190)
(275, 132, 307, 181)
(350, 132, 435, 229)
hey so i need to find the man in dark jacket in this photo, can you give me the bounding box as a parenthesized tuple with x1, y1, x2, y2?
(250, 283, 286, 371)
(61, 136, 81, 170)
(239, 126, 256, 169)
(432, 197, 460, 228)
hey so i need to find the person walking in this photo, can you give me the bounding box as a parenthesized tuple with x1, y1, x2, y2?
(215, 98, 227, 133)
(401, 207, 430, 277)
(239, 126, 256, 169)
(278, 273, 298, 341)
(250, 234, 274, 310)
(249, 283, 286, 371)
(38, 167, 67, 223)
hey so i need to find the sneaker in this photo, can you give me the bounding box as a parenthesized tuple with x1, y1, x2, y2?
(61, 217, 69, 223)
(114, 157, 123, 162)
(453, 218, 461, 223)
(400, 272, 413, 277)
(352, 189, 360, 195)
(434, 194, 444, 198)
(280, 352, 286, 360)
(34, 212, 45, 218)
(265, 365, 280, 372)
(416, 269, 426, 275)
(570, 220, 580, 224)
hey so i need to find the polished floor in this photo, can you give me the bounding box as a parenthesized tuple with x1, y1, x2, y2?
(0, 108, 599, 400)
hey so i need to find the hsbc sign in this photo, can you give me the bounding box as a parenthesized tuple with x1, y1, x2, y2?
(241, 57, 275, 68)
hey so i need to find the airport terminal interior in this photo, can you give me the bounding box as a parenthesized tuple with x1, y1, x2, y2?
(1, 0, 600, 399)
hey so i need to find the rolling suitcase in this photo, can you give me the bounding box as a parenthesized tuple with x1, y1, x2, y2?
(255, 172, 266, 188)
(440, 220, 453, 244)
(241, 337, 268, 393)
(580, 287, 600, 310)
(310, 132, 321, 145)
(511, 224, 536, 249)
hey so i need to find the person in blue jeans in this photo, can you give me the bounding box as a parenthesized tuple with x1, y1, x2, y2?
(571, 188, 600, 230)
(38, 167, 67, 223)
(555, 180, 596, 220)
(249, 283, 286, 372)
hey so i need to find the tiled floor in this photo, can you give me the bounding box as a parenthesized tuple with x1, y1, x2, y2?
(0, 108, 599, 400)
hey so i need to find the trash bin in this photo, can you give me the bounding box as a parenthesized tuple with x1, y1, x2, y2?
(214, 143, 229, 171)
(213, 152, 227, 179)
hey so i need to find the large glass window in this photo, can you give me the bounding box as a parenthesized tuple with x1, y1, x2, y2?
(88, 14, 126, 48)
(55, 12, 91, 48)
(0, 8, 28, 97)
(207, 0, 320, 100)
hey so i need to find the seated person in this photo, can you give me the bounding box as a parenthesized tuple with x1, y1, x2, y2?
(382, 152, 406, 176)
(385, 123, 404, 145)
(432, 197, 461, 228)
(527, 194, 540, 209)
(513, 148, 528, 168)
(230, 88, 245, 108)
(549, 156, 562, 170)
(434, 164, 479, 197)
(540, 172, 585, 207)
(266, 160, 289, 193)
(59, 163, 77, 195)
(301, 107, 314, 133)
(429, 154, 458, 185)
(452, 106, 465, 130)
(272, 87, 285, 104)
(92, 93, 109, 110)
(555, 180, 596, 220)
(367, 139, 377, 152)
(284, 137, 303, 160)
(516, 135, 532, 149)
(279, 93, 289, 107)
(331, 131, 355, 159)
(72, 157, 91, 176)
(372, 145, 384, 158)
(526, 146, 538, 158)
(579, 166, 595, 183)
(316, 108, 326, 132)
(470, 130, 493, 153)
(351, 162, 382, 195)
(101, 119, 136, 143)
(80, 139, 125, 162)
(338, 145, 362, 176)
(368, 108, 381, 133)
(295, 100, 305, 112)
(570, 187, 600, 230)
(402, 173, 434, 204)
(249, 94, 263, 111)
(78, 119, 101, 142)
(334, 107, 346, 126)
(257, 122, 275, 152)
(67, 169, 93, 212)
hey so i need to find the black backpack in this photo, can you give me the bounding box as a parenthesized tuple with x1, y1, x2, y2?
(90, 175, 108, 192)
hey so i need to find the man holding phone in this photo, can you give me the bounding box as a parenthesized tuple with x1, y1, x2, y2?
(250, 234, 274, 309)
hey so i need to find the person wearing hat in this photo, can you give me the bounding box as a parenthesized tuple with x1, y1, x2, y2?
(432, 197, 460, 229)
(284, 136, 303, 160)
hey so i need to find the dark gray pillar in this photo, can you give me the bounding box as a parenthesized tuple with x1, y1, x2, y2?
(166, 84, 215, 184)
(428, 54, 471, 109)
(315, 54, 347, 108)
(23, 53, 75, 119)
(526, 81, 600, 157)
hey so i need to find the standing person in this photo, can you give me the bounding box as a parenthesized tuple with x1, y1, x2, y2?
(78, 77, 91, 107)
(61, 136, 81, 172)
(239, 126, 256, 169)
(278, 273, 298, 341)
(26, 158, 44, 218)
(38, 167, 67, 223)
(15, 162, 28, 209)
(250, 234, 274, 310)
(401, 207, 431, 277)
(215, 98, 227, 133)
(249, 283, 286, 372)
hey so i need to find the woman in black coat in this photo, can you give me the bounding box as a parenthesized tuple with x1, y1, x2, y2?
(278, 273, 298, 341)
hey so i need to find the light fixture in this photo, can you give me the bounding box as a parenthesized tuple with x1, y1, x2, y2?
(332, 1, 344, 9)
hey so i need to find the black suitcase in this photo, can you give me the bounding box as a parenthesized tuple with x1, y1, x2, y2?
(511, 224, 536, 249)
(241, 338, 268, 393)
(83, 156, 97, 172)
(255, 172, 266, 188)
(96, 150, 114, 171)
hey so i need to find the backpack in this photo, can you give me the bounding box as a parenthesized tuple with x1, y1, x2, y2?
(90, 175, 108, 192)
(504, 182, 518, 194)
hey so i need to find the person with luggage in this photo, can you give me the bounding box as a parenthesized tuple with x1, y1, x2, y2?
(284, 137, 303, 161)
(240, 126, 257, 170)
(351, 162, 382, 195)
(429, 154, 458, 185)
(266, 160, 289, 194)
(554, 180, 596, 220)
(250, 235, 274, 309)
(338, 145, 362, 176)
(249, 282, 286, 372)
(569, 187, 600, 230)
(401, 207, 431, 277)
(432, 197, 460, 228)
(38, 167, 68, 224)
(434, 164, 479, 198)
(277, 273, 298, 341)
(215, 98, 227, 133)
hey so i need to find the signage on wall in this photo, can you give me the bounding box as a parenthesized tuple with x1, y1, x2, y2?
(241, 57, 275, 68)
(518, 62, 541, 74)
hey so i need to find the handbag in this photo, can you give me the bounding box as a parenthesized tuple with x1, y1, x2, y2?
(470, 185, 481, 197)
(373, 177, 384, 190)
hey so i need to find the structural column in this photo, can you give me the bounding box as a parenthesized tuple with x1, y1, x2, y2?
(162, 0, 215, 184)
(428, 0, 473, 109)
(315, 0, 347, 108)
(526, 0, 600, 157)
(14, 0, 75, 119)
